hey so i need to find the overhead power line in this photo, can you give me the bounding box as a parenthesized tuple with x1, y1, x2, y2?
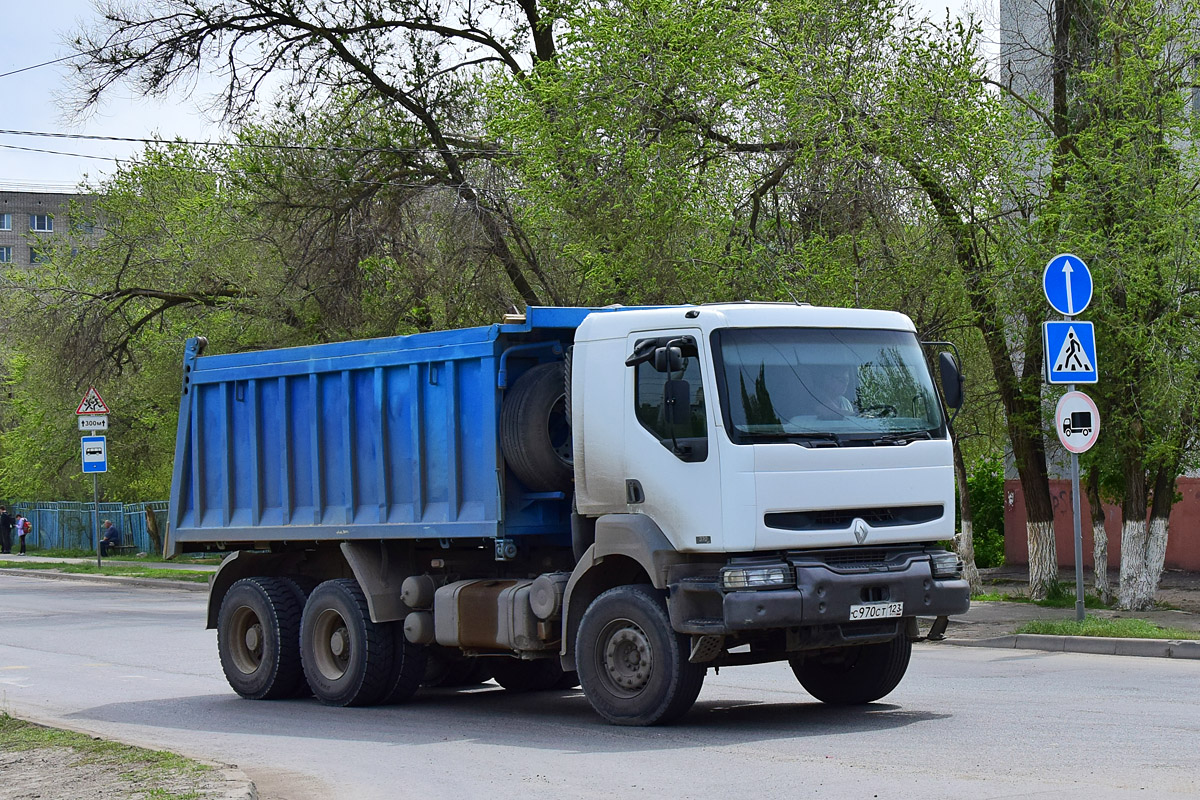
(0, 28, 183, 80)
(0, 128, 513, 158)
(0, 53, 80, 80)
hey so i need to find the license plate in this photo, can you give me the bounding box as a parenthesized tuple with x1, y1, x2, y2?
(848, 601, 904, 621)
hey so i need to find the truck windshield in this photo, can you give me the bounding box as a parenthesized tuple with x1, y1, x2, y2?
(713, 327, 946, 444)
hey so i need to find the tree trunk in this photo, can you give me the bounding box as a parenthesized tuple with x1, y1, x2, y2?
(1120, 466, 1173, 611)
(145, 508, 163, 558)
(1086, 467, 1111, 604)
(1117, 457, 1150, 610)
(951, 434, 982, 594)
(1027, 519, 1059, 596)
(896, 149, 1056, 599)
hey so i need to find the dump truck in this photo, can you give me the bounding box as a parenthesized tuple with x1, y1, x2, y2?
(168, 303, 970, 725)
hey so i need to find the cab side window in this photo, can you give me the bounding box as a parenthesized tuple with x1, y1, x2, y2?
(633, 338, 708, 462)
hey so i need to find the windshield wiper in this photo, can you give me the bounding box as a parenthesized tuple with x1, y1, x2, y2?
(738, 431, 842, 447)
(868, 431, 934, 446)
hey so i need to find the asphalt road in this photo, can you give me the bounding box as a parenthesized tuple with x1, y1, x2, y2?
(2, 573, 1198, 800)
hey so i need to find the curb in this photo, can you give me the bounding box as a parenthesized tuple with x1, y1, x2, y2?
(211, 766, 259, 800)
(0, 567, 207, 592)
(941, 633, 1200, 659)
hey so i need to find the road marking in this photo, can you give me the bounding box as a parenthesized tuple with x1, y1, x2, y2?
(1, 665, 30, 670)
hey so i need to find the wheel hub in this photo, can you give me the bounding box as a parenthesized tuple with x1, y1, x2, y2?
(604, 626, 652, 691)
(312, 608, 352, 681)
(243, 624, 262, 654)
(229, 606, 264, 675)
(329, 628, 348, 658)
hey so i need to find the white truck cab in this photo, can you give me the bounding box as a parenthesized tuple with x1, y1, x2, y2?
(572, 303, 955, 552)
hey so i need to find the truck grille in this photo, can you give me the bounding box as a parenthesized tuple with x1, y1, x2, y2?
(765, 504, 942, 531)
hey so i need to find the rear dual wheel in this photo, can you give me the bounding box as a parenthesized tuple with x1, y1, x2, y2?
(217, 577, 308, 700)
(300, 578, 425, 707)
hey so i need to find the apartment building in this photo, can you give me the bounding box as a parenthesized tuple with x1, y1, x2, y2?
(0, 189, 99, 269)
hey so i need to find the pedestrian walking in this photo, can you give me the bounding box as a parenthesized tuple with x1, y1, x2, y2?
(15, 514, 30, 555)
(0, 506, 12, 554)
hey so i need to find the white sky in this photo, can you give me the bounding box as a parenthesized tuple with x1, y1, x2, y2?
(0, 0, 982, 191)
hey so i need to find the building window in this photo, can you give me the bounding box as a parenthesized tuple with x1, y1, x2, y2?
(0, 246, 11, 263)
(0, 213, 11, 231)
(30, 246, 49, 264)
(30, 214, 53, 232)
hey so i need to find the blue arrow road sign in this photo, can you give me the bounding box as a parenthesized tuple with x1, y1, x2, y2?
(1044, 321, 1098, 384)
(1043, 253, 1093, 316)
(82, 435, 108, 473)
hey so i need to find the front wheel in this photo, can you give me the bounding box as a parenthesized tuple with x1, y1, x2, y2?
(576, 584, 705, 726)
(790, 635, 912, 705)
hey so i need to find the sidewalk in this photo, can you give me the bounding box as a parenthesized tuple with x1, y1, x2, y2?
(0, 552, 215, 592)
(928, 566, 1200, 660)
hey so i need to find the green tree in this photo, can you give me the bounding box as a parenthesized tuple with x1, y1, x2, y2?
(1000, 0, 1200, 610)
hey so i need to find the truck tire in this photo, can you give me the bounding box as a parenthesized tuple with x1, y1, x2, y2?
(488, 657, 572, 692)
(300, 579, 395, 707)
(217, 577, 307, 700)
(501, 362, 573, 492)
(576, 584, 705, 726)
(790, 635, 912, 705)
(379, 625, 427, 705)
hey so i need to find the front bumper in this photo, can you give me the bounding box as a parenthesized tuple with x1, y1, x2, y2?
(669, 551, 970, 635)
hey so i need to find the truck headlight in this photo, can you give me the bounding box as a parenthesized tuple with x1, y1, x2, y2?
(721, 564, 793, 590)
(929, 551, 962, 579)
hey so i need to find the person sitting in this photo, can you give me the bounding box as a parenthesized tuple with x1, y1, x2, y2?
(812, 364, 856, 417)
(99, 519, 122, 557)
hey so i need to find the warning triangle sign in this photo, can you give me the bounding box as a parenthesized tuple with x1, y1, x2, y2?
(76, 386, 110, 415)
(1053, 326, 1094, 373)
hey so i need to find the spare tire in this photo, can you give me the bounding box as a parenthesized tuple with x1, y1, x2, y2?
(501, 362, 573, 492)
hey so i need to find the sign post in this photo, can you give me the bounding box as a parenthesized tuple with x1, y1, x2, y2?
(77, 387, 111, 567)
(1043, 255, 1096, 622)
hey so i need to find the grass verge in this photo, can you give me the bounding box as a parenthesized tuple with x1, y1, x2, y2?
(973, 591, 1109, 609)
(0, 561, 211, 583)
(1016, 616, 1200, 639)
(0, 712, 215, 800)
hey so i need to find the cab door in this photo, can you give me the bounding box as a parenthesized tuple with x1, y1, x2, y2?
(623, 330, 723, 551)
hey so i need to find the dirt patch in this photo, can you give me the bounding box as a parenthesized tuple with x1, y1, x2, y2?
(0, 716, 249, 800)
(0, 747, 234, 799)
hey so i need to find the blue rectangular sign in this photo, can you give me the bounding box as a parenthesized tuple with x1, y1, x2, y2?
(81, 435, 108, 474)
(1044, 321, 1098, 384)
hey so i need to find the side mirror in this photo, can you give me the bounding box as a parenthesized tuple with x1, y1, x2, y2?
(654, 346, 684, 373)
(939, 352, 964, 409)
(663, 379, 691, 425)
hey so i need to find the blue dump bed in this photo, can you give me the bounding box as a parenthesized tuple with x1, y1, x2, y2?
(167, 308, 593, 552)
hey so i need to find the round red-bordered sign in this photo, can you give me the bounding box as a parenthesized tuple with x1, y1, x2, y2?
(1055, 391, 1100, 453)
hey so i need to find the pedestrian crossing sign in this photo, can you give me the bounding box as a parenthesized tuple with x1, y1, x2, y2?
(1044, 321, 1098, 384)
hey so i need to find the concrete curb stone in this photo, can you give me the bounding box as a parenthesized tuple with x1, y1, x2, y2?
(212, 766, 259, 800)
(942, 633, 1200, 659)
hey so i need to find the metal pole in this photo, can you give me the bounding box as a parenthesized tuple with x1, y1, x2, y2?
(1070, 450, 1085, 621)
(1068, 376, 1084, 622)
(93, 473, 101, 568)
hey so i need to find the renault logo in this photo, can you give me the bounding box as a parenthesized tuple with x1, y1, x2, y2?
(853, 519, 869, 544)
